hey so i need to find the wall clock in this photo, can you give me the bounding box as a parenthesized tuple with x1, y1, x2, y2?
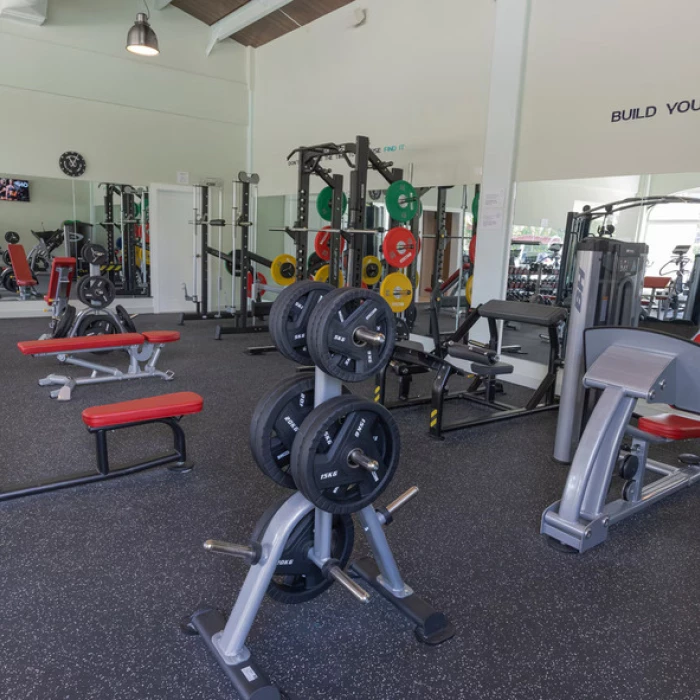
(59, 151, 87, 178)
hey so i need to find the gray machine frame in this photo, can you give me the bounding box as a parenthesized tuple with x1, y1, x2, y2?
(188, 369, 454, 699)
(542, 327, 700, 552)
(554, 237, 648, 463)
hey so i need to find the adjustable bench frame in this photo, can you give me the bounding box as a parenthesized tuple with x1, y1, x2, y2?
(377, 300, 566, 438)
(0, 416, 192, 502)
(21, 334, 176, 400)
(542, 328, 700, 552)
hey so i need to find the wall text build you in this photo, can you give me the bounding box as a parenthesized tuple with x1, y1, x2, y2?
(612, 100, 700, 122)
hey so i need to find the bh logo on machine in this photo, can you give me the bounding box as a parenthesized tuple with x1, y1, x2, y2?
(611, 99, 700, 122)
(574, 268, 585, 312)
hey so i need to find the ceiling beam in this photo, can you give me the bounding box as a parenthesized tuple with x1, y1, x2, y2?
(206, 0, 294, 55)
(154, 0, 173, 9)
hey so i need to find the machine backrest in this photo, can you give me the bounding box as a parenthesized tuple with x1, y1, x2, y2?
(584, 327, 700, 415)
(45, 257, 76, 303)
(643, 276, 671, 290)
(7, 244, 36, 287)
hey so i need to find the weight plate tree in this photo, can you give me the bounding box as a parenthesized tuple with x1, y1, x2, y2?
(306, 287, 397, 382)
(250, 501, 355, 604)
(250, 375, 320, 489)
(290, 395, 401, 514)
(268, 280, 334, 364)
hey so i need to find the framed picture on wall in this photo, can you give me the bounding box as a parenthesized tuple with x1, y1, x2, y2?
(0, 179, 30, 202)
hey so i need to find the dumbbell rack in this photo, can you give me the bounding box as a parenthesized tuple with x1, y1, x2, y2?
(188, 365, 455, 700)
(506, 262, 560, 303)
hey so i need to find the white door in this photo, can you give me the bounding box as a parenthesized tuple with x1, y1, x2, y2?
(150, 184, 194, 313)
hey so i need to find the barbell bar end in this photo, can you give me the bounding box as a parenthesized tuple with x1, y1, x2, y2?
(203, 540, 258, 563)
(348, 448, 379, 472)
(328, 565, 371, 604)
(386, 486, 420, 516)
(353, 327, 386, 346)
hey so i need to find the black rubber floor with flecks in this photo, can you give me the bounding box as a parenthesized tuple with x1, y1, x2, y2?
(1, 314, 699, 700)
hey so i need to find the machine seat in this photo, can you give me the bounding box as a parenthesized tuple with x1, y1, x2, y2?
(82, 392, 203, 429)
(637, 414, 700, 440)
(478, 299, 567, 327)
(471, 361, 514, 377)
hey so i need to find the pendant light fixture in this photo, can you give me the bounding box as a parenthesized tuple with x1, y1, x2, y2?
(126, 1, 159, 57)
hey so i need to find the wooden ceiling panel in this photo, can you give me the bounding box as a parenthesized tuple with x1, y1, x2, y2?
(173, 0, 355, 47)
(172, 0, 251, 26)
(230, 10, 297, 48)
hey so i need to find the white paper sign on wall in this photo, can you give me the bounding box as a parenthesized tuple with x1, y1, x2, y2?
(177, 171, 190, 185)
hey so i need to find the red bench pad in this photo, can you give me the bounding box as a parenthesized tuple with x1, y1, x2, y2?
(7, 244, 36, 286)
(142, 330, 180, 344)
(643, 276, 671, 290)
(18, 333, 145, 355)
(638, 414, 700, 440)
(82, 392, 204, 429)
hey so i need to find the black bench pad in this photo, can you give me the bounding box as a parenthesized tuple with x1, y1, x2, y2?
(478, 300, 567, 327)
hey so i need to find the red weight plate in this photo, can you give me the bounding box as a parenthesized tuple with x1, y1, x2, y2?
(384, 227, 417, 269)
(314, 225, 346, 262)
(469, 235, 477, 265)
(247, 271, 267, 298)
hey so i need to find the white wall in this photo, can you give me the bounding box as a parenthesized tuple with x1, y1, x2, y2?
(519, 0, 700, 182)
(252, 0, 496, 196)
(0, 0, 249, 186)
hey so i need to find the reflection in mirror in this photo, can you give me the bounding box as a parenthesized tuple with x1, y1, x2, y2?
(506, 173, 700, 364)
(258, 184, 477, 341)
(0, 175, 150, 303)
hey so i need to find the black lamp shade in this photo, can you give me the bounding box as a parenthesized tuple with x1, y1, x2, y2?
(127, 13, 159, 56)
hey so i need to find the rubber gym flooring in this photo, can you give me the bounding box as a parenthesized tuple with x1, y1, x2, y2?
(1, 314, 699, 700)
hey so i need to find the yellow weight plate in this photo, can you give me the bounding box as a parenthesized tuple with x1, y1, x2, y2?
(271, 253, 296, 287)
(362, 255, 382, 286)
(313, 264, 344, 287)
(465, 275, 474, 306)
(380, 272, 413, 313)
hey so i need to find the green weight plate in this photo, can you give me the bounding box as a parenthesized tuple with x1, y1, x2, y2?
(385, 180, 419, 223)
(316, 187, 348, 222)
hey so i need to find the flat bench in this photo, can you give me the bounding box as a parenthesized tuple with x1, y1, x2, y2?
(478, 299, 567, 327)
(0, 392, 203, 502)
(18, 330, 181, 400)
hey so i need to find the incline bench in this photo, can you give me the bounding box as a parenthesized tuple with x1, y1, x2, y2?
(18, 330, 181, 400)
(5, 243, 40, 299)
(0, 392, 203, 501)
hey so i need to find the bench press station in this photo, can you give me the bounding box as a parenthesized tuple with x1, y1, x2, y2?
(17, 330, 180, 400)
